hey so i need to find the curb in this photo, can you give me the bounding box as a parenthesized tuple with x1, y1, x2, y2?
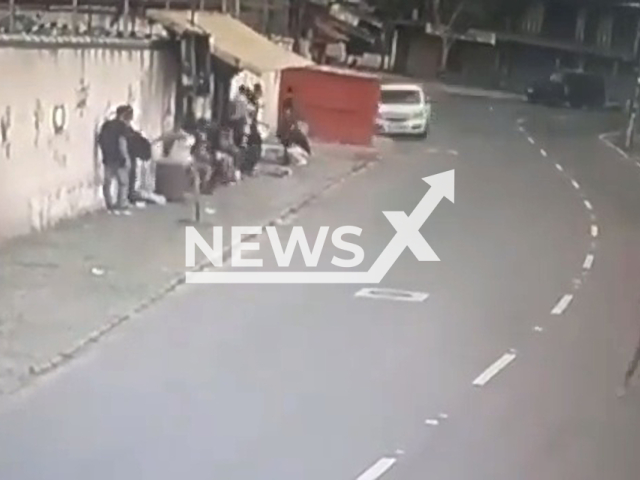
(598, 131, 630, 160)
(15, 157, 378, 395)
(440, 85, 525, 101)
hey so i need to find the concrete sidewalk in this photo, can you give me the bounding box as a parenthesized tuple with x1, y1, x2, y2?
(0, 145, 378, 395)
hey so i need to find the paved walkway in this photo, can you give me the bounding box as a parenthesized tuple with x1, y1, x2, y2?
(0, 145, 378, 394)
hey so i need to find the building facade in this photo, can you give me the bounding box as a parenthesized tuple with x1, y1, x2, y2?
(391, 0, 640, 101)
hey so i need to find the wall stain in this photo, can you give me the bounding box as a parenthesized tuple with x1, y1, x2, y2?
(127, 84, 136, 106)
(53, 150, 68, 168)
(0, 106, 11, 159)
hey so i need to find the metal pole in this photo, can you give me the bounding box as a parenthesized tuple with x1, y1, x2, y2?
(190, 0, 196, 24)
(626, 18, 640, 150)
(123, 0, 131, 35)
(8, 0, 16, 33)
(263, 0, 269, 34)
(626, 73, 640, 149)
(234, 0, 240, 18)
(71, 0, 79, 34)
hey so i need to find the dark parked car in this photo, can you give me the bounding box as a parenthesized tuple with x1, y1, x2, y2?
(526, 71, 606, 109)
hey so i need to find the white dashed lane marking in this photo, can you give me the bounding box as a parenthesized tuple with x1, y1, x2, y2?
(636, 161, 640, 168)
(583, 254, 594, 270)
(355, 288, 429, 302)
(583, 199, 593, 210)
(591, 224, 599, 238)
(540, 148, 548, 157)
(472, 352, 517, 386)
(527, 136, 535, 145)
(555, 163, 564, 172)
(551, 294, 573, 315)
(570, 179, 580, 190)
(355, 458, 397, 480)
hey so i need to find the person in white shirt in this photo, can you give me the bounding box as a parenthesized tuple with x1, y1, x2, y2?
(230, 85, 250, 146)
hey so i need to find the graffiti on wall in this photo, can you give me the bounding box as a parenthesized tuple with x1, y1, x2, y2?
(33, 100, 44, 147)
(50, 104, 69, 168)
(75, 78, 90, 117)
(0, 106, 11, 159)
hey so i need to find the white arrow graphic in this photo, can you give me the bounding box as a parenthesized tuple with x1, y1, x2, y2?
(186, 169, 455, 284)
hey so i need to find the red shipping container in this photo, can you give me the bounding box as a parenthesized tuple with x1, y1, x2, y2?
(279, 66, 380, 146)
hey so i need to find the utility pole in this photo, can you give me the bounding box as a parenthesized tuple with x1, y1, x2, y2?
(626, 16, 640, 149)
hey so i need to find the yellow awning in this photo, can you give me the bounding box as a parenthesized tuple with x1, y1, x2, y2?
(147, 10, 314, 75)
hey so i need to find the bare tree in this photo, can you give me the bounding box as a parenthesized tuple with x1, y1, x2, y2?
(429, 0, 468, 71)
(427, 0, 503, 72)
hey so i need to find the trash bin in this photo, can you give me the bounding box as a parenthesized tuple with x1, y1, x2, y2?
(154, 131, 194, 203)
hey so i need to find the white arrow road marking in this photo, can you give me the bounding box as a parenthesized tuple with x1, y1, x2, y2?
(186, 170, 455, 284)
(367, 170, 455, 283)
(551, 294, 573, 315)
(355, 457, 397, 480)
(472, 352, 517, 386)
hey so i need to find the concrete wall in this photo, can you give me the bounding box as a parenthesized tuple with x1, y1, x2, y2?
(0, 43, 177, 241)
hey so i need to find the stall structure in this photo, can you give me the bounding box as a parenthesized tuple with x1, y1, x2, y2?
(280, 66, 380, 146)
(147, 9, 313, 132)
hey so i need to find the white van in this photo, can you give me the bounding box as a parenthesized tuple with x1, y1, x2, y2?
(376, 83, 432, 138)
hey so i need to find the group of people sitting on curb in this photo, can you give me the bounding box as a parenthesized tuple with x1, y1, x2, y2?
(97, 83, 311, 214)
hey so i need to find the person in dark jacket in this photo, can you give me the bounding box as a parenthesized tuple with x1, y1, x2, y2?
(97, 105, 134, 212)
(277, 105, 296, 166)
(126, 128, 152, 203)
(243, 112, 262, 176)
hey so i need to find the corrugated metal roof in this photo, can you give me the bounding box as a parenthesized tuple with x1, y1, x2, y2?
(147, 9, 313, 74)
(146, 10, 209, 35)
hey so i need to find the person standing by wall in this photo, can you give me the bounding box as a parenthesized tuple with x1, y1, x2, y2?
(98, 105, 134, 214)
(230, 85, 250, 147)
(243, 111, 262, 176)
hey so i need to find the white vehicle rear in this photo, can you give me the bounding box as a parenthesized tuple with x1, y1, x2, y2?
(376, 83, 432, 138)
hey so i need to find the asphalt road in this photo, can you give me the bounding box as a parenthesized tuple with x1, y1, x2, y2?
(1, 96, 640, 480)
